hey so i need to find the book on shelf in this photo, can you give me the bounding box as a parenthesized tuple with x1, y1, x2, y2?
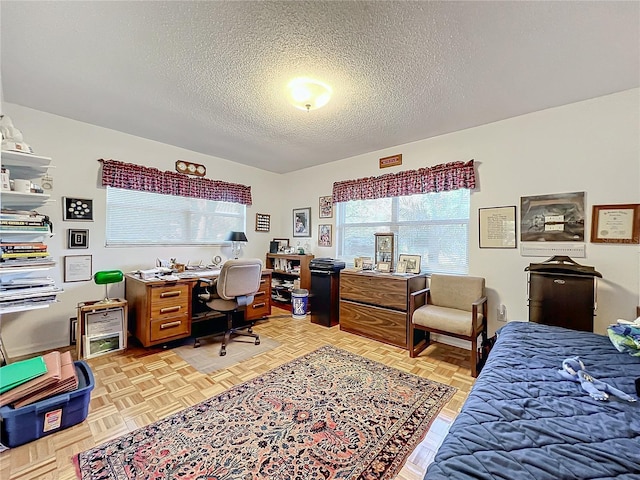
(0, 225, 50, 232)
(1, 251, 49, 260)
(1, 242, 47, 251)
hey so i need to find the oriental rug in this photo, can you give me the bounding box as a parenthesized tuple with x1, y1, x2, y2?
(74, 345, 456, 480)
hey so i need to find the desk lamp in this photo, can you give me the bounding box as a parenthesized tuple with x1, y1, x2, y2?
(226, 231, 248, 259)
(94, 270, 124, 303)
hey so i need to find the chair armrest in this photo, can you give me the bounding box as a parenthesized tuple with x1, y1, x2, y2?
(409, 287, 430, 315)
(472, 296, 487, 306)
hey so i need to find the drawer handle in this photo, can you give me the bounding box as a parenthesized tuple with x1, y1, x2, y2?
(260, 279, 266, 284)
(254, 291, 265, 297)
(160, 291, 181, 298)
(553, 279, 566, 285)
(160, 306, 181, 314)
(252, 302, 266, 309)
(160, 320, 182, 330)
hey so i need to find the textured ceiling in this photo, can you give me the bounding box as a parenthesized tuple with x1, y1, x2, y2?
(1, 1, 638, 174)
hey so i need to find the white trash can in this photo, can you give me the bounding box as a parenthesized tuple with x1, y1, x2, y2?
(291, 289, 308, 319)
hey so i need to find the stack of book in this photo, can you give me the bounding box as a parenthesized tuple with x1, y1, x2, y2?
(1, 241, 55, 269)
(0, 210, 51, 235)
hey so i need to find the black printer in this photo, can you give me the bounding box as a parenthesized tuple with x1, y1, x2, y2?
(309, 257, 346, 273)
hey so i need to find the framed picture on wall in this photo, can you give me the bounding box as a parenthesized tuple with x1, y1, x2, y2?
(63, 197, 94, 221)
(318, 224, 332, 247)
(293, 207, 311, 237)
(319, 196, 333, 218)
(478, 206, 516, 248)
(68, 229, 89, 249)
(591, 204, 640, 244)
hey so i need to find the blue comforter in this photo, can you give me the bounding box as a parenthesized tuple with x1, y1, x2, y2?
(423, 322, 640, 480)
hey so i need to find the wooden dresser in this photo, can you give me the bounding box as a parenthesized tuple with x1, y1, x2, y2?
(339, 270, 427, 349)
(125, 271, 272, 347)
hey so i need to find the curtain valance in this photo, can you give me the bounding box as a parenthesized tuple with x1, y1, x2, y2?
(332, 160, 475, 203)
(99, 159, 252, 206)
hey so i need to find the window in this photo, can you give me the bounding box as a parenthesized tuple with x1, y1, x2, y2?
(336, 189, 470, 274)
(106, 187, 245, 246)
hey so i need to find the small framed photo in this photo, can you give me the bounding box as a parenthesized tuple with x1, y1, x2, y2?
(68, 229, 89, 249)
(63, 197, 93, 221)
(272, 238, 289, 252)
(319, 196, 333, 218)
(84, 331, 124, 359)
(591, 204, 640, 244)
(354, 257, 363, 270)
(376, 262, 391, 273)
(362, 258, 374, 271)
(318, 224, 332, 247)
(396, 259, 407, 274)
(293, 207, 311, 237)
(69, 317, 78, 345)
(255, 213, 271, 232)
(398, 254, 421, 274)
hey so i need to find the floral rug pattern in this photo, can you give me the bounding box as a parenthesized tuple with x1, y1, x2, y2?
(75, 345, 456, 480)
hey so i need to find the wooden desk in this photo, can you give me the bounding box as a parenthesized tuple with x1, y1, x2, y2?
(339, 270, 427, 349)
(125, 271, 271, 347)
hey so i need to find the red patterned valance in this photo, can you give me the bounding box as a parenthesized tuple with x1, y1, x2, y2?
(332, 160, 475, 203)
(99, 159, 252, 206)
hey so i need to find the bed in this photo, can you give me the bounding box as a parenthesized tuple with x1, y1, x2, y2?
(423, 321, 640, 480)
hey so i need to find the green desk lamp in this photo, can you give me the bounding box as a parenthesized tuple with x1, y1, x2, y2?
(94, 270, 124, 303)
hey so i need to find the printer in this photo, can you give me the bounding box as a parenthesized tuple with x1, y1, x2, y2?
(309, 257, 346, 273)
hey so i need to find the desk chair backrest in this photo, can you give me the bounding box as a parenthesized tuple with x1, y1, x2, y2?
(216, 258, 263, 305)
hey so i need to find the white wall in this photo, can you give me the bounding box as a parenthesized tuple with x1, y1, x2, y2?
(2, 89, 638, 356)
(283, 89, 640, 338)
(1, 103, 283, 357)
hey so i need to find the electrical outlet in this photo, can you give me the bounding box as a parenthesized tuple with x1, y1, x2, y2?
(497, 304, 507, 322)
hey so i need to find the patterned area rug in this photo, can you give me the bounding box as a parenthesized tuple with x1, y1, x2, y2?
(74, 345, 456, 480)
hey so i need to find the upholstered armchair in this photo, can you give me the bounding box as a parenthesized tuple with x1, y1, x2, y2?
(408, 274, 487, 377)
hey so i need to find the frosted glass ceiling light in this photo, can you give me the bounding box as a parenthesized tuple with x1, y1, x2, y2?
(287, 77, 332, 112)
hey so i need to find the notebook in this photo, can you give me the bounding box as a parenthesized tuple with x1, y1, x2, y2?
(0, 355, 47, 394)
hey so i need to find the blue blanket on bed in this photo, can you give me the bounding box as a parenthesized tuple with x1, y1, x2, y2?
(423, 322, 640, 480)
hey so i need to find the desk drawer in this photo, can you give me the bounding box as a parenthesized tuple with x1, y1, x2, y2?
(150, 284, 189, 319)
(150, 313, 190, 342)
(246, 290, 269, 319)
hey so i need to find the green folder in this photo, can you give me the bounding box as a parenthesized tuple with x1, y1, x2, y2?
(0, 356, 47, 394)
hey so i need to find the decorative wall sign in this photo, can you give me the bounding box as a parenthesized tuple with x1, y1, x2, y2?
(520, 191, 585, 242)
(175, 160, 206, 176)
(255, 213, 271, 232)
(479, 206, 517, 248)
(319, 196, 333, 218)
(379, 154, 402, 169)
(63, 197, 94, 221)
(68, 229, 89, 249)
(591, 204, 640, 244)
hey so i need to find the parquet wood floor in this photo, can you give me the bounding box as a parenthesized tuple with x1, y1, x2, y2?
(0, 308, 473, 480)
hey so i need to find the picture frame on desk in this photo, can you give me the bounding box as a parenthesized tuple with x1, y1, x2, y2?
(398, 254, 421, 274)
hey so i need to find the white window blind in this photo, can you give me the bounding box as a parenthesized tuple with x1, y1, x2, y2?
(106, 187, 245, 246)
(336, 189, 470, 274)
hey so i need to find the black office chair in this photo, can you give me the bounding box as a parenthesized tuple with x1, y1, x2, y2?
(193, 258, 262, 356)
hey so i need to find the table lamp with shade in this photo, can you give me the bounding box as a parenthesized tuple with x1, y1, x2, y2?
(226, 231, 248, 259)
(93, 270, 124, 303)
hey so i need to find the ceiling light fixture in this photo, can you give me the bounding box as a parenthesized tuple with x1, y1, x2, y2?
(287, 77, 332, 112)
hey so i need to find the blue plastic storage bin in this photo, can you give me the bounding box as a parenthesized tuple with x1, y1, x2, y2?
(0, 360, 94, 448)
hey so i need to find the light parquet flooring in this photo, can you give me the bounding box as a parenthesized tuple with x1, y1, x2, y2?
(0, 308, 474, 480)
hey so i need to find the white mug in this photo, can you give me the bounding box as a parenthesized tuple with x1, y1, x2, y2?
(13, 179, 31, 193)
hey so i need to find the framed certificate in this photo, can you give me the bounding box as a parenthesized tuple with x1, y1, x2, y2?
(591, 204, 640, 244)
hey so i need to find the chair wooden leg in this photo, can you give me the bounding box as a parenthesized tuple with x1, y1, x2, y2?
(471, 335, 478, 378)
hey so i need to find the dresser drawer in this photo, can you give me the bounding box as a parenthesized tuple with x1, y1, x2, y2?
(340, 300, 407, 348)
(149, 313, 190, 342)
(246, 290, 269, 320)
(340, 273, 407, 310)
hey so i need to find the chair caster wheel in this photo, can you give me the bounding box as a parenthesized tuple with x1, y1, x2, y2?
(194, 339, 201, 348)
(255, 339, 260, 345)
(220, 348, 226, 356)
(248, 327, 253, 334)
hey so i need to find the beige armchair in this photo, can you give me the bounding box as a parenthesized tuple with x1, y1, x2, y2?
(408, 274, 487, 377)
